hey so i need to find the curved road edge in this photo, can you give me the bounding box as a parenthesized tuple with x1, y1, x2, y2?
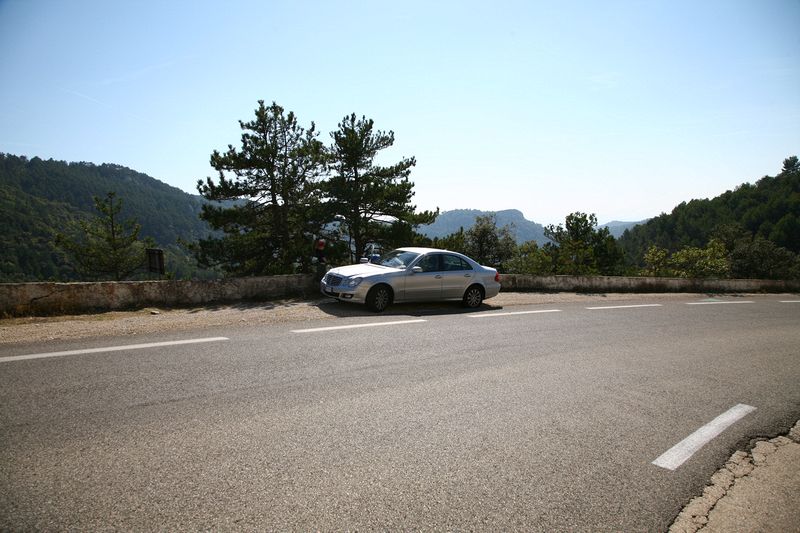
(670, 420, 800, 532)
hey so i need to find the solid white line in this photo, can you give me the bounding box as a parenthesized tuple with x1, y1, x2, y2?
(292, 319, 427, 333)
(0, 337, 230, 363)
(468, 309, 562, 318)
(686, 301, 754, 305)
(585, 304, 663, 310)
(652, 403, 757, 471)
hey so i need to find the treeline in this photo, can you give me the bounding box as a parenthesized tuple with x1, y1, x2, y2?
(2, 99, 797, 283)
(429, 212, 624, 276)
(620, 157, 800, 257)
(191, 102, 436, 276)
(617, 156, 800, 279)
(425, 157, 800, 280)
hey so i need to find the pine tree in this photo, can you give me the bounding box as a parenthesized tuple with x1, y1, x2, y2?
(194, 101, 326, 275)
(55, 192, 152, 281)
(324, 114, 437, 261)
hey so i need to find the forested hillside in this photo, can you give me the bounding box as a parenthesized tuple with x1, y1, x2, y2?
(619, 157, 800, 265)
(0, 153, 216, 281)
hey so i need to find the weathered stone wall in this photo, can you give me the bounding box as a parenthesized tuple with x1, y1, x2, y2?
(499, 274, 800, 294)
(1, 274, 797, 317)
(0, 275, 317, 317)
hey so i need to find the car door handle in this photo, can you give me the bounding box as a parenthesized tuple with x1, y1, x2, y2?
(435, 275, 442, 279)
(464, 274, 472, 277)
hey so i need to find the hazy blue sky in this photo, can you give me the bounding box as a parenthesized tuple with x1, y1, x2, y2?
(1, 0, 798, 224)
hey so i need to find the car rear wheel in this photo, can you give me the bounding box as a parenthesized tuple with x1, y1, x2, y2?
(462, 284, 484, 308)
(366, 285, 392, 312)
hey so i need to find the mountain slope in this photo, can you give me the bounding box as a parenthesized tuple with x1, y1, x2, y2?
(619, 158, 800, 264)
(0, 153, 215, 281)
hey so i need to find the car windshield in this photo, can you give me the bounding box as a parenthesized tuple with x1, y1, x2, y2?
(377, 249, 420, 269)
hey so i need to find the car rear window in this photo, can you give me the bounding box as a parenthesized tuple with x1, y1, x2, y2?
(443, 254, 473, 271)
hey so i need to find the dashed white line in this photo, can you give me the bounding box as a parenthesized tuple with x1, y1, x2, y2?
(0, 337, 230, 363)
(468, 309, 562, 318)
(652, 403, 757, 471)
(779, 300, 800, 303)
(686, 301, 754, 305)
(585, 304, 663, 310)
(292, 319, 427, 333)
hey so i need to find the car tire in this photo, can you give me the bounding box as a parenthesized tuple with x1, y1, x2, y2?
(366, 285, 393, 312)
(462, 284, 484, 308)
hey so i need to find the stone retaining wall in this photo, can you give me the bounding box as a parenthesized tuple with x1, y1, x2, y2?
(1, 274, 797, 317)
(0, 275, 317, 317)
(499, 274, 800, 294)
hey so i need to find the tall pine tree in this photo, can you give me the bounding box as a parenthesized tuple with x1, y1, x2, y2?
(195, 101, 326, 275)
(324, 114, 436, 261)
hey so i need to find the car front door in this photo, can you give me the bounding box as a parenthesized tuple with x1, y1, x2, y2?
(441, 254, 475, 298)
(403, 253, 443, 301)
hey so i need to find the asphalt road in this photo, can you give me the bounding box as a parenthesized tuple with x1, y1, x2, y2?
(1, 295, 799, 530)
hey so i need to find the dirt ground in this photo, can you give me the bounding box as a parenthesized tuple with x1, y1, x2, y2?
(0, 292, 742, 345)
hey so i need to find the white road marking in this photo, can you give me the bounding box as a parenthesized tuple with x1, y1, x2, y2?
(0, 337, 230, 363)
(652, 403, 757, 471)
(585, 304, 663, 310)
(686, 301, 754, 305)
(779, 300, 800, 303)
(292, 319, 427, 333)
(468, 309, 562, 318)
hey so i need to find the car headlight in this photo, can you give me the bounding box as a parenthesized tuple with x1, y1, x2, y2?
(345, 277, 363, 288)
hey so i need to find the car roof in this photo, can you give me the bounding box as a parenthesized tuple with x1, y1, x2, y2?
(392, 247, 486, 267)
(395, 247, 450, 254)
(395, 247, 474, 260)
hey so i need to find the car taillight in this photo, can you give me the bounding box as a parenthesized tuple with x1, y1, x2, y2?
(495, 272, 501, 283)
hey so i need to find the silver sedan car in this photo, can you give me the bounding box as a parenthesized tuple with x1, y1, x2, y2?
(320, 247, 501, 312)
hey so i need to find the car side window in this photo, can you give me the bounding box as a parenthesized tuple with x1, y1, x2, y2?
(443, 255, 473, 271)
(416, 254, 441, 272)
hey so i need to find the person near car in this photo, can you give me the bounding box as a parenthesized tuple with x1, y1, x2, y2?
(314, 238, 326, 264)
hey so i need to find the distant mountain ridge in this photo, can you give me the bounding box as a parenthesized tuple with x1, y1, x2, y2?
(599, 220, 648, 238)
(420, 209, 643, 243)
(419, 209, 547, 244)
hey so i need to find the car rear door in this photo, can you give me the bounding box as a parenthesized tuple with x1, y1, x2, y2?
(441, 254, 475, 298)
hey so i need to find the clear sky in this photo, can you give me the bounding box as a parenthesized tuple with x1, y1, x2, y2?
(1, 0, 798, 225)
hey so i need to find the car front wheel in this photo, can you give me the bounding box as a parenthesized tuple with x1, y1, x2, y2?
(462, 285, 484, 308)
(366, 285, 392, 312)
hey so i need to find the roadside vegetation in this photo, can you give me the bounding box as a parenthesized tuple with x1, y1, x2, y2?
(54, 192, 154, 281)
(1, 100, 798, 282)
(191, 102, 437, 276)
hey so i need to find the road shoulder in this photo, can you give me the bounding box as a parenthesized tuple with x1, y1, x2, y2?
(670, 421, 800, 532)
(0, 292, 791, 346)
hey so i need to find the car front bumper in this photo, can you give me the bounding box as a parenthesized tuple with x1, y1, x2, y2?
(319, 279, 369, 303)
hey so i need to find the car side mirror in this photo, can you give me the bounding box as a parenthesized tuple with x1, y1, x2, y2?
(411, 266, 423, 273)
(359, 257, 369, 264)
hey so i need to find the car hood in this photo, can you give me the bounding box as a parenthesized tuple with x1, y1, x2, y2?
(328, 263, 395, 278)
